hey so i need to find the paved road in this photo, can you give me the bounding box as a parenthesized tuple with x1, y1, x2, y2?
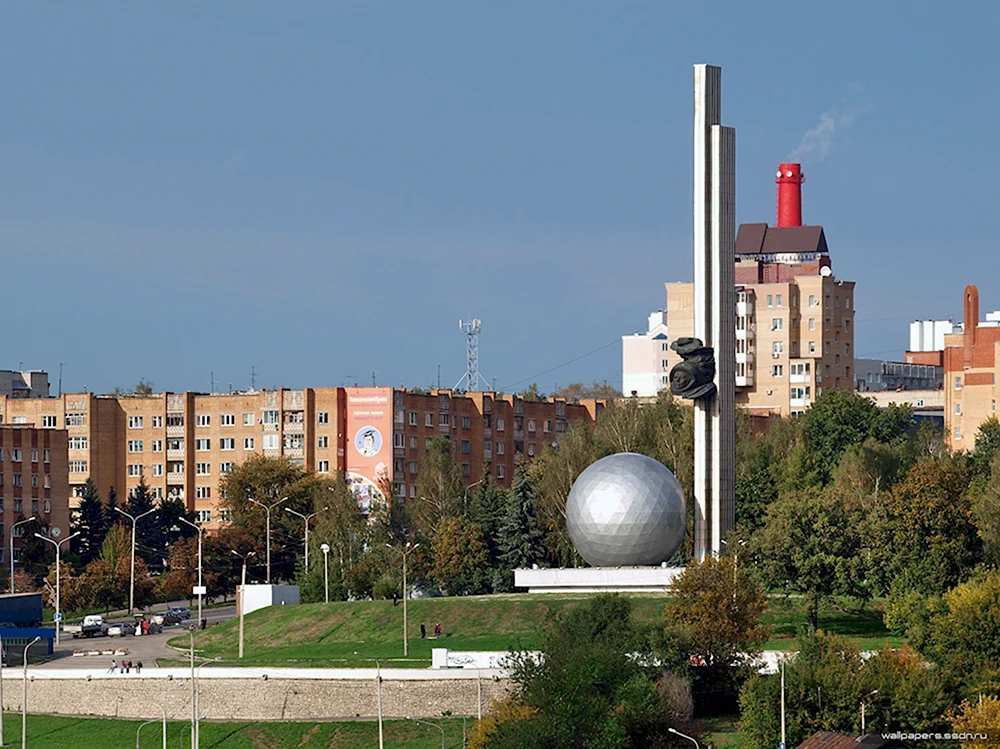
(37, 605, 236, 670)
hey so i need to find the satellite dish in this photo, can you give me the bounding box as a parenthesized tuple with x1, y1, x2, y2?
(820, 266, 833, 277)
(51, 527, 61, 538)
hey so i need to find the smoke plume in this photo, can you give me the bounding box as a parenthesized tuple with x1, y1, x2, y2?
(788, 91, 871, 163)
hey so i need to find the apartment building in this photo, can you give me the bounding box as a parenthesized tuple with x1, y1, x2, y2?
(0, 387, 603, 529)
(944, 285, 1000, 450)
(0, 426, 70, 565)
(0, 371, 50, 399)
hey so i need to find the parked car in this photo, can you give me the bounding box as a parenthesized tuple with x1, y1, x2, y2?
(64, 615, 106, 638)
(103, 622, 135, 638)
(168, 606, 192, 620)
(153, 611, 182, 626)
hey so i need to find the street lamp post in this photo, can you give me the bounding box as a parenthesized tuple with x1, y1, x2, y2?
(193, 656, 221, 748)
(462, 479, 483, 517)
(320, 544, 330, 603)
(1, 634, 5, 747)
(861, 689, 879, 734)
(21, 636, 40, 748)
(285, 507, 325, 570)
(667, 727, 700, 749)
(230, 551, 255, 659)
(9, 516, 36, 593)
(355, 652, 383, 749)
(176, 518, 205, 629)
(188, 627, 196, 749)
(115, 506, 156, 614)
(406, 717, 446, 749)
(386, 542, 420, 656)
(136, 718, 159, 749)
(247, 496, 289, 583)
(33, 531, 80, 646)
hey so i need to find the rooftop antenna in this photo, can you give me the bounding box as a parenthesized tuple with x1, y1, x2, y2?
(454, 318, 492, 393)
(210, 371, 215, 393)
(251, 365, 257, 391)
(372, 370, 378, 387)
(58, 363, 64, 397)
(437, 365, 441, 391)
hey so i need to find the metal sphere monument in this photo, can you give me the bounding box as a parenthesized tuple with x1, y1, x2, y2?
(566, 453, 686, 567)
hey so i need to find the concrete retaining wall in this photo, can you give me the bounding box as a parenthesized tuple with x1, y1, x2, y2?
(2, 669, 512, 721)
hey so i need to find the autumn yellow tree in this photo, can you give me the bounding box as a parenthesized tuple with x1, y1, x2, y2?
(951, 696, 1000, 747)
(431, 516, 489, 595)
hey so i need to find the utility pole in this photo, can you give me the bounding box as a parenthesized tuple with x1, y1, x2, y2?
(210, 372, 215, 393)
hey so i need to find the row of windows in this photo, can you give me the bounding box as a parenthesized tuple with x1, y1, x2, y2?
(0, 448, 50, 463)
(0, 473, 52, 488)
(406, 413, 513, 432)
(0, 498, 52, 514)
(127, 462, 235, 477)
(127, 411, 328, 429)
(127, 435, 300, 453)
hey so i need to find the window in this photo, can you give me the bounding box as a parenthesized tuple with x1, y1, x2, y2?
(12, 475, 22, 488)
(791, 387, 810, 400)
(809, 295, 817, 307)
(835, 296, 840, 309)
(954, 376, 963, 390)
(167, 438, 183, 451)
(845, 318, 851, 331)
(220, 438, 235, 451)
(220, 462, 233, 474)
(318, 411, 329, 425)
(317, 460, 329, 473)
(317, 435, 329, 449)
(845, 343, 851, 356)
(767, 295, 773, 307)
(152, 415, 163, 428)
(244, 437, 255, 450)
(220, 413, 235, 426)
(195, 486, 211, 499)
(168, 462, 184, 474)
(13, 498, 22, 512)
(461, 440, 471, 454)
(68, 436, 88, 450)
(424, 413, 434, 427)
(409, 436, 417, 449)
(528, 443, 536, 457)
(771, 318, 783, 331)
(409, 460, 418, 475)
(955, 403, 962, 415)
(262, 410, 279, 425)
(462, 463, 471, 478)
(544, 420, 552, 433)
(152, 464, 163, 477)
(41, 415, 57, 428)
(31, 449, 38, 463)
(425, 437, 433, 449)
(167, 413, 184, 427)
(65, 413, 85, 427)
(196, 462, 211, 475)
(824, 318, 831, 331)
(196, 438, 210, 451)
(772, 341, 784, 356)
(12, 416, 26, 424)
(776, 294, 783, 307)
(284, 434, 304, 450)
(243, 412, 254, 426)
(31, 474, 38, 488)
(44, 499, 51, 514)
(128, 464, 143, 477)
(393, 433, 405, 448)
(69, 460, 88, 473)
(128, 440, 143, 453)
(439, 413, 450, 426)
(528, 419, 536, 432)
(129, 416, 144, 429)
(955, 426, 962, 440)
(825, 295, 831, 309)
(498, 465, 506, 479)
(152, 439, 163, 452)
(263, 434, 279, 450)
(410, 484, 417, 499)
(43, 449, 50, 464)
(790, 362, 810, 376)
(461, 415, 470, 429)
(809, 318, 816, 331)
(497, 441, 505, 455)
(196, 510, 212, 523)
(994, 400, 998, 413)
(497, 418, 505, 431)
(11, 448, 21, 462)
(809, 341, 816, 354)
(771, 365, 784, 377)
(825, 342, 831, 354)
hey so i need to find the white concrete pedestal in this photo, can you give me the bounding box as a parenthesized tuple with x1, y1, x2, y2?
(513, 567, 683, 594)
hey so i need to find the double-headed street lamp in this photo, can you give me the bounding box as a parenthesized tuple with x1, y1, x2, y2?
(10, 516, 36, 593)
(230, 550, 255, 659)
(175, 517, 205, 628)
(33, 531, 79, 646)
(285, 506, 326, 570)
(248, 496, 289, 583)
(115, 506, 156, 614)
(386, 541, 420, 656)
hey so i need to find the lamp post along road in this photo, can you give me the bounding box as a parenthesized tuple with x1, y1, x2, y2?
(9, 516, 36, 593)
(177, 517, 205, 628)
(248, 496, 289, 583)
(231, 550, 255, 659)
(355, 652, 384, 749)
(34, 532, 79, 646)
(22, 636, 40, 748)
(320, 544, 330, 603)
(1, 634, 5, 747)
(115, 506, 156, 614)
(387, 542, 420, 656)
(406, 717, 446, 749)
(285, 507, 325, 570)
(667, 727, 700, 749)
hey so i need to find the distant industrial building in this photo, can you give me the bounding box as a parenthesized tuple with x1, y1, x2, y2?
(623, 163, 855, 416)
(944, 285, 1000, 449)
(0, 370, 50, 399)
(854, 359, 942, 393)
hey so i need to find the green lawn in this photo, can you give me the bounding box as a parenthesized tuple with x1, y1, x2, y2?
(0, 713, 469, 748)
(167, 593, 902, 668)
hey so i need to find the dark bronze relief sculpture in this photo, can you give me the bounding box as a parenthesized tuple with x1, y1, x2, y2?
(669, 337, 717, 400)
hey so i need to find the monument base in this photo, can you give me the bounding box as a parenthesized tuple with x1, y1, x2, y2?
(513, 566, 684, 594)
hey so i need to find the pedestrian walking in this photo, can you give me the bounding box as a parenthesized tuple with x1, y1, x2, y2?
(107, 659, 116, 674)
(136, 660, 143, 674)
(420, 624, 426, 639)
(434, 623, 441, 639)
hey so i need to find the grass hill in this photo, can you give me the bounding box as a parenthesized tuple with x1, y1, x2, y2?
(168, 593, 901, 668)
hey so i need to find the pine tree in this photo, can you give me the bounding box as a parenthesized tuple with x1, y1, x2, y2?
(73, 478, 106, 565)
(470, 470, 508, 565)
(124, 478, 166, 572)
(498, 460, 546, 572)
(102, 486, 119, 537)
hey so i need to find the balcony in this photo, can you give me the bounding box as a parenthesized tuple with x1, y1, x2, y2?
(736, 301, 754, 317)
(166, 425, 185, 438)
(167, 449, 185, 461)
(790, 398, 811, 409)
(166, 472, 185, 485)
(283, 421, 305, 434)
(735, 352, 754, 366)
(790, 373, 810, 384)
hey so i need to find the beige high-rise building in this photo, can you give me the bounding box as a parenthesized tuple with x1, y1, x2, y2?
(0, 387, 602, 529)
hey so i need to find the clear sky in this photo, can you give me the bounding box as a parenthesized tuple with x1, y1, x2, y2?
(2, 2, 997, 395)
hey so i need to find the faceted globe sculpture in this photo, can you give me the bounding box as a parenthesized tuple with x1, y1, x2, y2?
(566, 452, 686, 567)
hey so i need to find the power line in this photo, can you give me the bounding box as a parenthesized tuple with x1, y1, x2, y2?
(499, 336, 627, 391)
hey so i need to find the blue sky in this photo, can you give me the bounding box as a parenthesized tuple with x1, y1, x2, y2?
(2, 2, 997, 395)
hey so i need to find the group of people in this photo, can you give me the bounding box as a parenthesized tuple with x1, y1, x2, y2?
(107, 659, 142, 674)
(419, 623, 442, 639)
